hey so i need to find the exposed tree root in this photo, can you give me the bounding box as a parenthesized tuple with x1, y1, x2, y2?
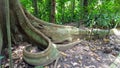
(11, 0, 60, 66)
(7, 0, 120, 66)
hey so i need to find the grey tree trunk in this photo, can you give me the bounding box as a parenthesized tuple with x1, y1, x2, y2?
(0, 0, 4, 54)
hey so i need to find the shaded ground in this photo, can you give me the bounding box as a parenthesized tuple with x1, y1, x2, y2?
(45, 35, 120, 68)
(1, 24, 120, 68)
(2, 35, 120, 68)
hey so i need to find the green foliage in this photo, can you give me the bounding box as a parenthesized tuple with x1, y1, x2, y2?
(20, 0, 82, 24)
(85, 0, 120, 29)
(20, 0, 34, 14)
(20, 0, 120, 28)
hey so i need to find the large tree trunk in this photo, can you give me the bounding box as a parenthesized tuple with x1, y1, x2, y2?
(10, 0, 48, 47)
(9, 0, 60, 66)
(0, 0, 116, 66)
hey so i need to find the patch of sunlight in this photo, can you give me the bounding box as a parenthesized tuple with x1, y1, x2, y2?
(94, 0, 102, 9)
(65, 1, 71, 7)
(110, 53, 120, 68)
(111, 28, 120, 35)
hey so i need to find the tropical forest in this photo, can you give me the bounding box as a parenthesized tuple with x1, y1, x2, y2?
(0, 0, 120, 68)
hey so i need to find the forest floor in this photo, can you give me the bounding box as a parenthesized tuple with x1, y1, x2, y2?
(1, 24, 120, 68)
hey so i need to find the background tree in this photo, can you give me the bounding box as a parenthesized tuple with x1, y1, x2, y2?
(71, 0, 75, 22)
(32, 0, 38, 17)
(50, 0, 56, 23)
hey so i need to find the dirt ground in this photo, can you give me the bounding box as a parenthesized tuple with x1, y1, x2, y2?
(45, 35, 120, 68)
(1, 34, 120, 68)
(1, 23, 120, 68)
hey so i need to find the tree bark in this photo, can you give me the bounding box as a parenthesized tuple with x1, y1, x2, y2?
(32, 0, 38, 17)
(50, 0, 56, 23)
(71, 0, 75, 22)
(0, 0, 115, 66)
(83, 0, 88, 15)
(60, 0, 65, 23)
(5, 0, 13, 67)
(0, 0, 4, 54)
(0, 0, 4, 66)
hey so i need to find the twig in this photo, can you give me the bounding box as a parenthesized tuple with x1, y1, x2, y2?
(54, 56, 60, 68)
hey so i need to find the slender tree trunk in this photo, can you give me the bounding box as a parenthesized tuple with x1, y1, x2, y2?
(61, 0, 65, 23)
(0, 0, 4, 54)
(79, 0, 88, 25)
(83, 0, 88, 15)
(83, 0, 88, 7)
(32, 0, 38, 17)
(0, 0, 13, 67)
(71, 0, 75, 22)
(80, 0, 84, 19)
(46, 0, 51, 22)
(77, 0, 84, 27)
(5, 0, 13, 67)
(50, 0, 56, 23)
(0, 0, 4, 66)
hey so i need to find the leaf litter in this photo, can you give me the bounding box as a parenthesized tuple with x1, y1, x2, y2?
(1, 33, 120, 68)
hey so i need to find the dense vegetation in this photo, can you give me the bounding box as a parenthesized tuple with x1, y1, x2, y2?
(20, 0, 120, 29)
